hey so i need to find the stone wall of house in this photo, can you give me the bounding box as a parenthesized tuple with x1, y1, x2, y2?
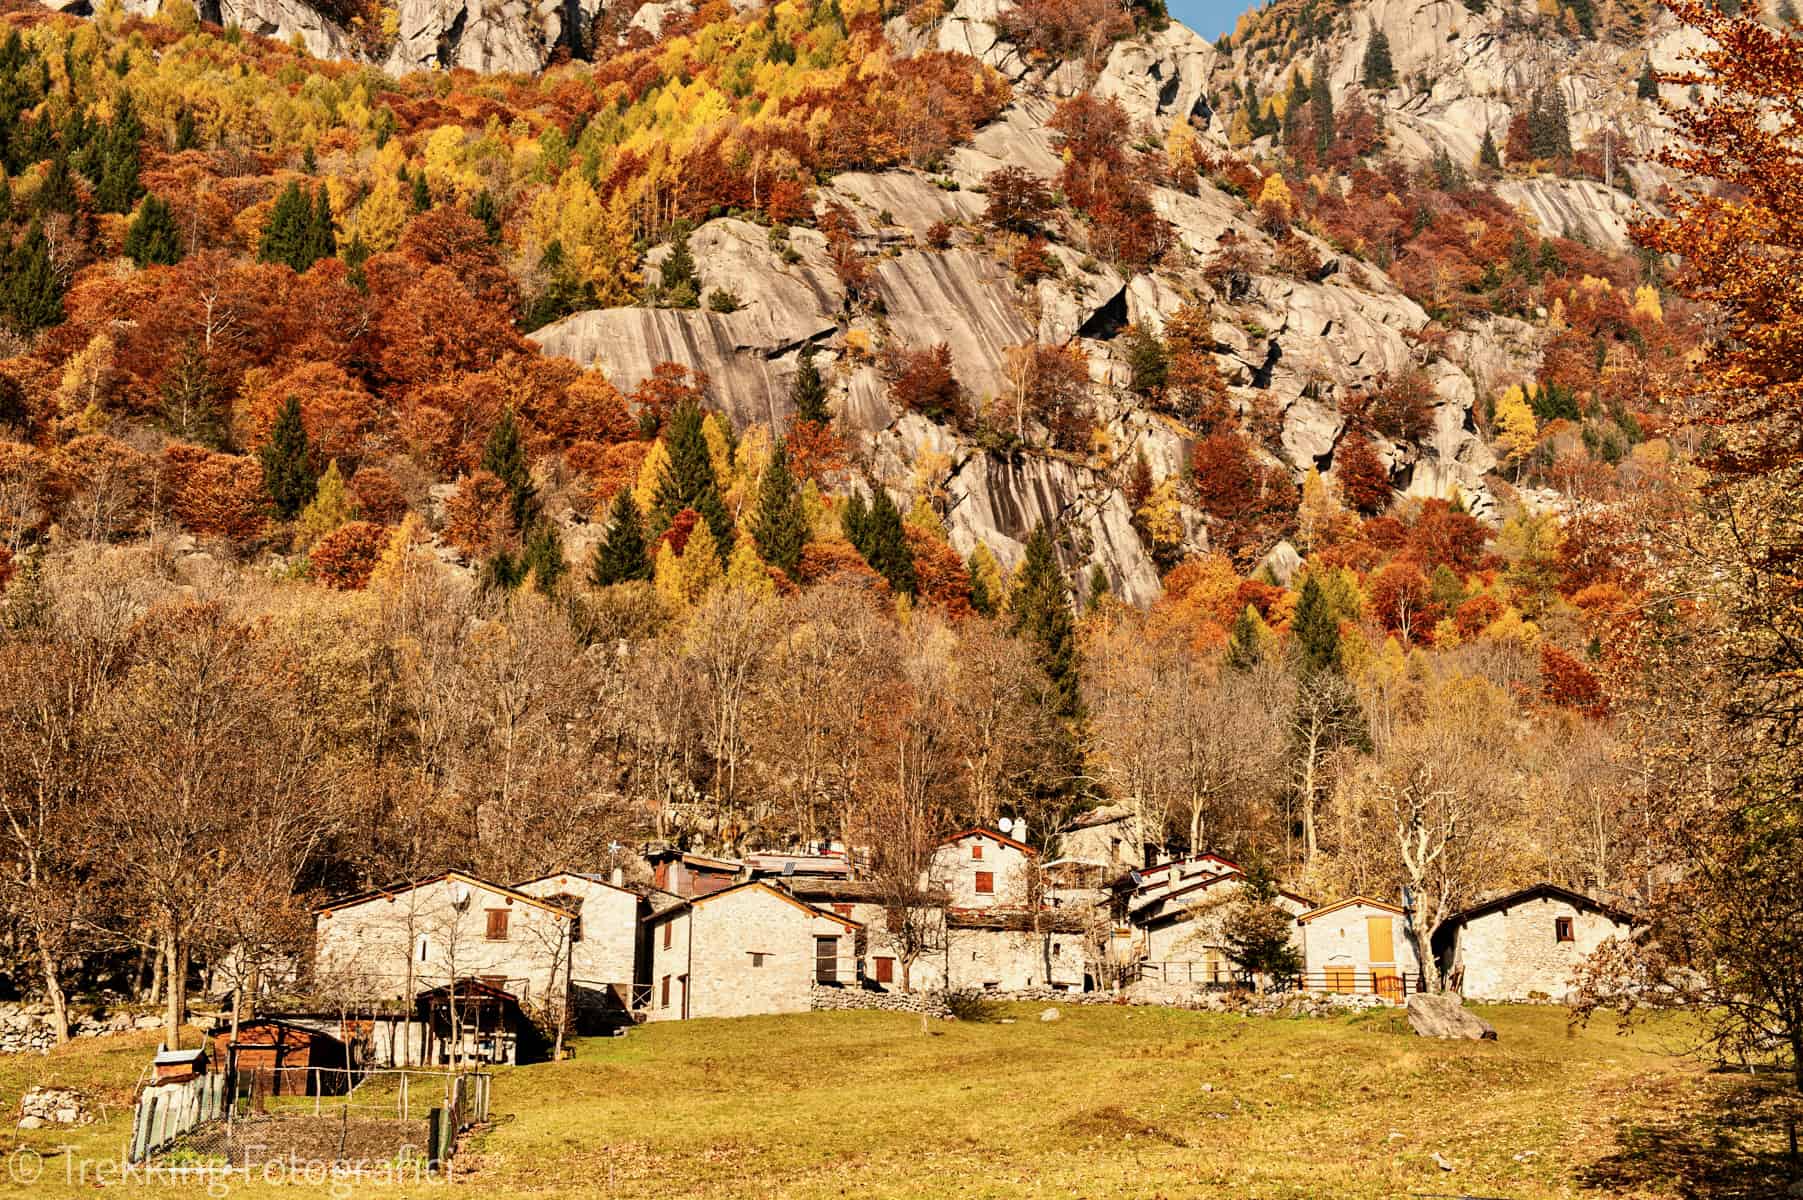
(644, 886, 863, 1021)
(931, 834, 1033, 909)
(944, 925, 1085, 991)
(1300, 903, 1420, 983)
(513, 875, 640, 991)
(313, 877, 570, 1006)
(1452, 898, 1630, 1002)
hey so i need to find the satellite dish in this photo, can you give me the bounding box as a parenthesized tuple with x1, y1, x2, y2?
(998, 817, 1015, 835)
(451, 882, 471, 910)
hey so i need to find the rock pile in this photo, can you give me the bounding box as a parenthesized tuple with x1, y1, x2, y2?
(17, 1087, 91, 1129)
(0, 1003, 163, 1055)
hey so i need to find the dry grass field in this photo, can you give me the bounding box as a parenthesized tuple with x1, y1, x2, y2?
(0, 1003, 1795, 1199)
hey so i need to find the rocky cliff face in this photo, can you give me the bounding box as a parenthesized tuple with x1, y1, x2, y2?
(68, 0, 1607, 602)
(1210, 0, 1701, 249)
(523, 1, 1524, 601)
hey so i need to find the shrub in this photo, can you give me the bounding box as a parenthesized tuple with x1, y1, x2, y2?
(706, 287, 743, 313)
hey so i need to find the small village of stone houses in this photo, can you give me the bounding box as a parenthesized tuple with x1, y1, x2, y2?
(0, 0, 1800, 1192)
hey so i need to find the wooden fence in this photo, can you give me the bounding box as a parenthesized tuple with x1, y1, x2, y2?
(426, 1072, 492, 1164)
(127, 1073, 227, 1163)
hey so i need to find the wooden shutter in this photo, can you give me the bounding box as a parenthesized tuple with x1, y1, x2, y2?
(975, 871, 995, 894)
(815, 936, 838, 984)
(874, 956, 894, 983)
(485, 909, 510, 940)
(1365, 916, 1394, 965)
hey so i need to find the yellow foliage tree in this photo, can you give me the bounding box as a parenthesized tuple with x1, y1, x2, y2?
(350, 174, 409, 254)
(1493, 384, 1540, 469)
(634, 439, 672, 517)
(725, 533, 775, 597)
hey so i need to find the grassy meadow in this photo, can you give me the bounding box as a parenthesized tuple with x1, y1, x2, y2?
(0, 1003, 1794, 1199)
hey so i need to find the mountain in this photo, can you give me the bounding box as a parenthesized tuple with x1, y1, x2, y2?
(0, 0, 1695, 609)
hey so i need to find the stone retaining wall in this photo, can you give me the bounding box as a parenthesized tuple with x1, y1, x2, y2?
(0, 1004, 164, 1055)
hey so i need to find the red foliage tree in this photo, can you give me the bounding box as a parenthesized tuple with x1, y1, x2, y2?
(1539, 643, 1607, 717)
(1366, 561, 1439, 643)
(882, 343, 966, 425)
(162, 446, 267, 547)
(443, 470, 516, 559)
(1334, 434, 1392, 515)
(311, 521, 388, 589)
(1191, 431, 1297, 567)
(348, 465, 408, 524)
(906, 526, 974, 618)
(630, 362, 710, 431)
(1402, 500, 1489, 574)
(984, 167, 1054, 232)
(1453, 592, 1503, 639)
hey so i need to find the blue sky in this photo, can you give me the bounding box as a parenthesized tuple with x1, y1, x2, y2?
(1166, 0, 1254, 39)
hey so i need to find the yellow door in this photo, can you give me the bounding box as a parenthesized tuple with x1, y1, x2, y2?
(1366, 916, 1395, 965)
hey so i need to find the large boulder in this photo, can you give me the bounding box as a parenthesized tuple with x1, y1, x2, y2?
(1406, 993, 1498, 1041)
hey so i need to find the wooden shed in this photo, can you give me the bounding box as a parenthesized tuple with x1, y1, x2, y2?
(213, 1019, 349, 1097)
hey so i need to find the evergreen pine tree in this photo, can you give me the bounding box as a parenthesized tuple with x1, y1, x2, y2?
(1636, 60, 1659, 100)
(968, 551, 995, 616)
(1479, 128, 1503, 172)
(93, 92, 143, 214)
(791, 349, 830, 424)
(1309, 53, 1335, 158)
(1225, 604, 1267, 671)
(304, 185, 336, 265)
(472, 189, 501, 243)
(1085, 563, 1109, 612)
(4, 222, 61, 333)
(479, 408, 537, 532)
(650, 400, 733, 547)
(173, 105, 199, 151)
(1360, 29, 1395, 90)
(260, 396, 317, 519)
(410, 170, 431, 212)
(35, 156, 76, 216)
(521, 521, 567, 594)
(657, 221, 698, 308)
(124, 194, 182, 266)
(258, 181, 312, 271)
(588, 487, 653, 586)
(748, 441, 810, 575)
(1292, 574, 1343, 676)
(849, 487, 915, 596)
(344, 232, 370, 290)
(1009, 521, 1082, 721)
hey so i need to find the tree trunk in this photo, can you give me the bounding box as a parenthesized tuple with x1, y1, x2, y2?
(37, 942, 68, 1046)
(162, 924, 187, 1051)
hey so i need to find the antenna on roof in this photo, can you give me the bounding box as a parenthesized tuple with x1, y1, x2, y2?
(783, 861, 796, 877)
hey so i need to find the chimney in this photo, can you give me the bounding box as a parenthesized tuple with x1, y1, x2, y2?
(610, 866, 624, 888)
(1013, 820, 1027, 846)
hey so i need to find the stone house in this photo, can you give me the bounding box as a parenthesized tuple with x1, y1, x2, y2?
(511, 871, 645, 1023)
(1433, 883, 1635, 1002)
(1136, 872, 1311, 985)
(311, 871, 575, 1013)
(640, 881, 863, 1021)
(781, 878, 951, 992)
(929, 827, 1037, 909)
(1297, 896, 1420, 999)
(1057, 805, 1144, 873)
(942, 910, 1090, 992)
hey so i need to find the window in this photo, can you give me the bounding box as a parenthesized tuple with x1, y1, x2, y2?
(416, 935, 429, 963)
(485, 909, 510, 941)
(815, 936, 839, 984)
(833, 904, 853, 916)
(874, 956, 895, 984)
(663, 921, 673, 950)
(660, 975, 670, 1008)
(974, 871, 995, 895)
(1555, 917, 1574, 943)
(751, 953, 766, 968)
(971, 843, 984, 860)
(1051, 943, 1062, 957)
